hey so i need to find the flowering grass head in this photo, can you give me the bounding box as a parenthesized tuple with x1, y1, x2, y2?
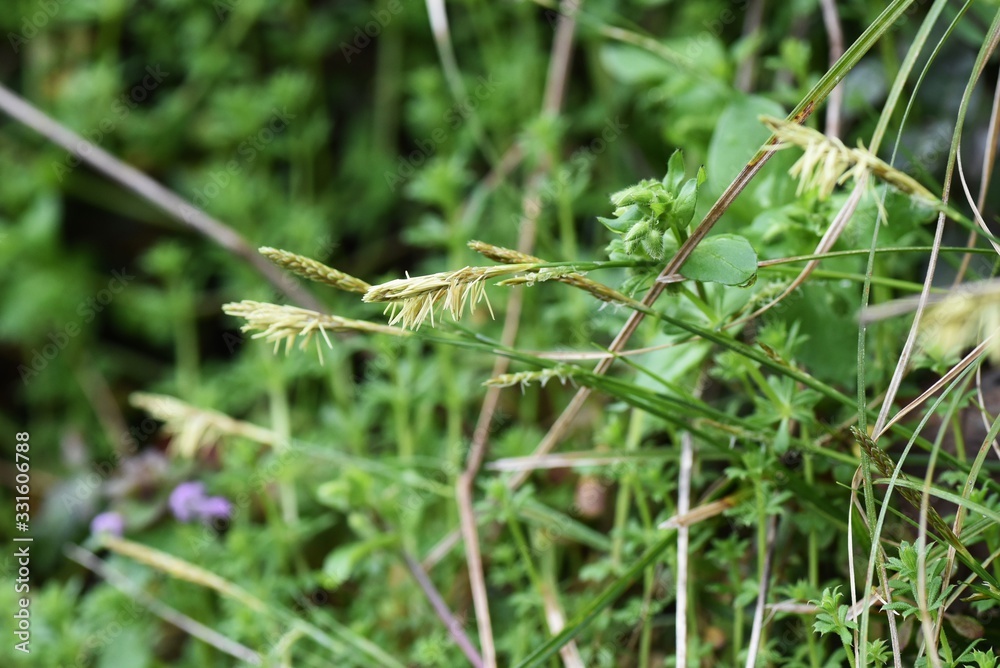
(259, 247, 371, 293)
(362, 264, 535, 330)
(223, 300, 409, 363)
(761, 116, 937, 204)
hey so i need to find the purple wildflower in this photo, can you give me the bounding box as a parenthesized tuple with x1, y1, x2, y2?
(169, 481, 233, 524)
(169, 481, 206, 522)
(90, 511, 125, 537)
(197, 496, 232, 521)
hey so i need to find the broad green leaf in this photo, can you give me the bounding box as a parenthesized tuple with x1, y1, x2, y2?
(706, 95, 797, 221)
(599, 44, 675, 84)
(663, 149, 686, 192)
(706, 95, 785, 196)
(597, 204, 643, 233)
(679, 234, 758, 286)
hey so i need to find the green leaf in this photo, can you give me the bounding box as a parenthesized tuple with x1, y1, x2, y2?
(322, 534, 397, 587)
(599, 44, 675, 84)
(598, 204, 643, 233)
(670, 175, 701, 230)
(706, 95, 786, 199)
(705, 95, 799, 221)
(680, 234, 758, 286)
(322, 542, 371, 587)
(663, 149, 686, 192)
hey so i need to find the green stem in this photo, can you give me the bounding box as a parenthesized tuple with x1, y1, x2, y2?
(173, 283, 199, 397)
(268, 374, 299, 525)
(611, 410, 645, 567)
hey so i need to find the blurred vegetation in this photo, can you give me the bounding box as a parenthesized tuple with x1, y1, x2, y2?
(2, 0, 1000, 666)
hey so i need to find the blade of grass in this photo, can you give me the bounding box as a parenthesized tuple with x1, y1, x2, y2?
(856, 3, 975, 664)
(66, 544, 263, 665)
(514, 530, 677, 668)
(101, 535, 407, 667)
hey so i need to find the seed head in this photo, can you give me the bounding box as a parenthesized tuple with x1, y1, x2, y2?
(259, 247, 371, 293)
(761, 116, 937, 204)
(130, 392, 279, 456)
(363, 265, 535, 330)
(223, 300, 408, 363)
(484, 367, 577, 393)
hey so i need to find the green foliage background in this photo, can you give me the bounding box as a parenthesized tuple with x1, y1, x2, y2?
(2, 0, 1000, 666)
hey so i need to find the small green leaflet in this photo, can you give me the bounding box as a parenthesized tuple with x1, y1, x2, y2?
(679, 234, 758, 287)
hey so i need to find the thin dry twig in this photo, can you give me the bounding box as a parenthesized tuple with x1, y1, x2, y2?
(676, 431, 694, 668)
(819, 0, 845, 137)
(745, 515, 778, 668)
(402, 552, 484, 668)
(73, 363, 136, 456)
(541, 581, 586, 668)
(957, 146, 1000, 256)
(872, 17, 1000, 438)
(0, 83, 324, 312)
(734, 178, 866, 327)
(503, 117, 804, 493)
(658, 495, 740, 530)
(874, 339, 994, 440)
(972, 365, 1000, 462)
(487, 451, 665, 471)
(871, 172, 947, 439)
(66, 544, 262, 665)
(735, 0, 766, 93)
(954, 66, 1000, 284)
(425, 0, 497, 164)
(452, 3, 583, 666)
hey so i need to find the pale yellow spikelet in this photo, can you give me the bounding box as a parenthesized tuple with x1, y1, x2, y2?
(499, 267, 636, 306)
(470, 240, 637, 306)
(467, 240, 541, 264)
(365, 250, 637, 330)
(130, 392, 279, 456)
(861, 279, 1000, 361)
(919, 280, 1000, 361)
(363, 264, 534, 330)
(101, 535, 267, 613)
(497, 266, 586, 287)
(223, 300, 408, 363)
(259, 247, 371, 293)
(484, 367, 577, 392)
(761, 116, 937, 204)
